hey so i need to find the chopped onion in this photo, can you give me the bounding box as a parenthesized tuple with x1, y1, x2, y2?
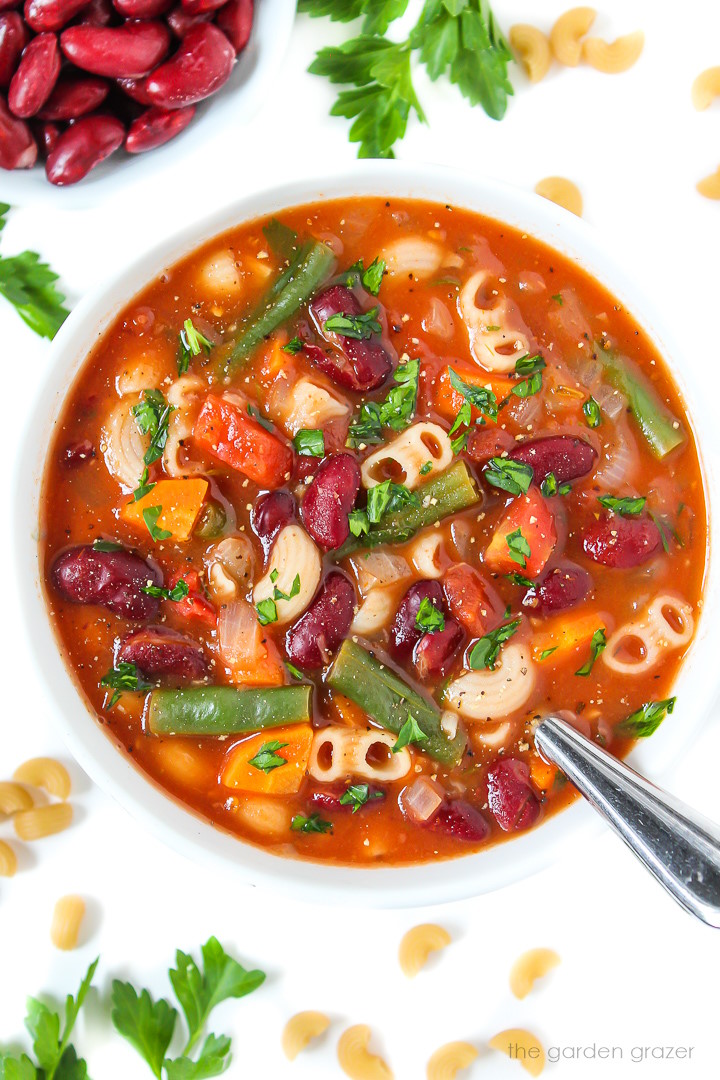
(401, 776, 446, 825)
(508, 393, 541, 428)
(317, 231, 344, 256)
(517, 270, 546, 294)
(594, 427, 639, 490)
(218, 599, 262, 668)
(422, 296, 455, 340)
(352, 550, 410, 595)
(593, 382, 626, 420)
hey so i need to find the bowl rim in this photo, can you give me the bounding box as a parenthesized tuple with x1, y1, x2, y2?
(16, 160, 720, 908)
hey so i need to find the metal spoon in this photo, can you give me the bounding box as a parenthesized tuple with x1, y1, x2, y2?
(534, 715, 720, 927)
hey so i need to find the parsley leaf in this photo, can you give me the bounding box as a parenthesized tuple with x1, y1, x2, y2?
(366, 480, 419, 522)
(23, 958, 98, 1080)
(248, 741, 288, 773)
(468, 618, 521, 670)
(539, 646, 558, 660)
(0, 203, 70, 340)
(178, 318, 212, 375)
(164, 1034, 231, 1080)
(282, 336, 304, 354)
(393, 712, 429, 752)
(339, 784, 385, 812)
(111, 983, 177, 1079)
(141, 580, 190, 602)
(514, 354, 546, 376)
(92, 539, 124, 552)
(575, 628, 606, 676)
(100, 662, 152, 709)
(420, 460, 433, 475)
(131, 389, 174, 500)
(540, 472, 571, 498)
(484, 457, 533, 496)
(143, 505, 172, 543)
(348, 509, 370, 537)
(506, 571, 534, 587)
(293, 429, 325, 457)
(286, 661, 305, 680)
(246, 404, 274, 432)
(361, 256, 386, 294)
(597, 494, 646, 517)
(298, 0, 410, 36)
(506, 527, 531, 567)
(324, 306, 381, 339)
(291, 813, 333, 833)
(616, 697, 676, 738)
(448, 366, 499, 422)
(583, 396, 601, 428)
(347, 358, 419, 445)
(415, 596, 445, 633)
(256, 598, 278, 625)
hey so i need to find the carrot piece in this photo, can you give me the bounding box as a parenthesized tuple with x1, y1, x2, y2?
(531, 611, 603, 663)
(529, 754, 557, 793)
(221, 723, 314, 795)
(194, 394, 293, 489)
(431, 362, 513, 422)
(227, 633, 286, 687)
(169, 569, 216, 627)
(443, 563, 504, 637)
(484, 486, 556, 577)
(327, 691, 368, 727)
(122, 478, 208, 542)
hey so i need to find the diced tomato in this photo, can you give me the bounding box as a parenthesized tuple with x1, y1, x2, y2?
(169, 569, 216, 628)
(484, 486, 556, 577)
(430, 361, 513, 423)
(194, 394, 293, 489)
(442, 563, 505, 637)
(465, 425, 516, 464)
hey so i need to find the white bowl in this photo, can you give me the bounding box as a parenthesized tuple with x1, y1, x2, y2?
(0, 0, 295, 207)
(16, 162, 720, 907)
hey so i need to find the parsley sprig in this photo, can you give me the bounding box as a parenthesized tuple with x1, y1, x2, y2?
(131, 389, 175, 501)
(101, 661, 152, 709)
(468, 618, 521, 670)
(0, 202, 70, 339)
(349, 480, 419, 537)
(347, 358, 419, 446)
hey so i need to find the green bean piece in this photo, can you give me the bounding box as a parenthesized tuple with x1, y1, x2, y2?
(597, 345, 685, 459)
(326, 639, 466, 767)
(194, 501, 227, 539)
(148, 685, 312, 736)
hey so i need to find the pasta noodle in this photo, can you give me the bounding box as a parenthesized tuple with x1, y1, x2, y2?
(489, 1029, 545, 1077)
(408, 531, 444, 579)
(603, 594, 693, 675)
(692, 67, 720, 110)
(426, 1042, 478, 1080)
(697, 169, 720, 200)
(13, 758, 71, 800)
(361, 423, 453, 491)
(101, 397, 148, 489)
(351, 588, 396, 636)
(308, 728, 411, 784)
(509, 25, 552, 83)
(164, 374, 206, 477)
(282, 1011, 331, 1060)
(0, 781, 34, 815)
(398, 924, 451, 978)
(116, 354, 164, 396)
(509, 948, 561, 999)
(0, 839, 17, 877)
(459, 270, 532, 372)
(14, 801, 73, 841)
(50, 895, 85, 951)
(279, 377, 349, 435)
(198, 249, 243, 294)
(383, 236, 445, 279)
(253, 525, 321, 625)
(582, 31, 644, 74)
(232, 795, 291, 837)
(534, 177, 583, 217)
(445, 645, 536, 721)
(337, 1025, 393, 1080)
(206, 535, 255, 601)
(549, 7, 596, 66)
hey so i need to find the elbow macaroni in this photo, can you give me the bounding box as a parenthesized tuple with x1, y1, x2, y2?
(14, 802, 73, 841)
(509, 25, 552, 83)
(603, 594, 693, 675)
(102, 397, 149, 489)
(697, 168, 720, 200)
(0, 781, 34, 816)
(692, 66, 720, 110)
(550, 7, 596, 65)
(510, 948, 561, 999)
(308, 728, 411, 784)
(489, 1029, 545, 1078)
(0, 840, 17, 877)
(351, 588, 396, 636)
(279, 377, 349, 435)
(445, 645, 536, 721)
(164, 375, 206, 478)
(582, 31, 644, 73)
(398, 924, 451, 978)
(13, 758, 71, 800)
(361, 422, 453, 490)
(426, 1042, 478, 1080)
(459, 270, 532, 372)
(282, 1011, 331, 1060)
(408, 531, 445, 579)
(51, 895, 85, 951)
(383, 236, 445, 280)
(337, 1025, 393, 1080)
(535, 177, 583, 217)
(253, 525, 322, 625)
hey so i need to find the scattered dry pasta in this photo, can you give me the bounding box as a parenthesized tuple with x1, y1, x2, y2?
(509, 25, 552, 83)
(692, 67, 720, 110)
(0, 839, 17, 877)
(510, 948, 561, 999)
(14, 801, 73, 841)
(51, 895, 85, 950)
(399, 924, 452, 978)
(549, 7, 596, 66)
(697, 168, 720, 200)
(13, 758, 71, 800)
(489, 1029, 545, 1077)
(0, 781, 34, 816)
(534, 177, 583, 217)
(582, 31, 644, 74)
(282, 1011, 331, 1060)
(337, 1025, 393, 1080)
(426, 1041, 478, 1080)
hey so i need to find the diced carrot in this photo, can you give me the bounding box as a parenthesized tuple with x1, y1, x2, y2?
(122, 478, 208, 542)
(227, 633, 286, 688)
(194, 394, 293, 489)
(221, 723, 314, 795)
(327, 691, 368, 727)
(531, 611, 603, 663)
(431, 362, 514, 423)
(484, 486, 556, 577)
(529, 754, 557, 793)
(442, 563, 504, 637)
(169, 569, 216, 627)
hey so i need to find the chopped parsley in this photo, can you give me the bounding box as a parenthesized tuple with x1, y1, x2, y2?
(257, 573, 301, 624)
(248, 740, 288, 773)
(177, 317, 212, 374)
(583, 396, 601, 428)
(286, 661, 305, 680)
(415, 596, 445, 633)
(100, 661, 151, 709)
(540, 472, 571, 498)
(575, 628, 606, 676)
(92, 539, 123, 552)
(468, 618, 521, 670)
(506, 571, 534, 587)
(246, 403, 274, 432)
(514, 354, 546, 376)
(539, 646, 558, 660)
(393, 713, 429, 753)
(324, 306, 381, 340)
(551, 293, 563, 304)
(366, 480, 418, 523)
(345, 256, 386, 295)
(293, 428, 325, 457)
(347, 358, 419, 445)
(597, 494, 646, 516)
(141, 579, 190, 602)
(291, 813, 333, 834)
(348, 509, 370, 537)
(142, 505, 172, 542)
(616, 697, 676, 738)
(506, 528, 531, 567)
(0, 201, 70, 339)
(419, 460, 433, 475)
(131, 389, 174, 501)
(447, 367, 499, 453)
(339, 784, 384, 812)
(505, 369, 543, 400)
(483, 457, 533, 496)
(651, 512, 683, 553)
(282, 336, 304, 354)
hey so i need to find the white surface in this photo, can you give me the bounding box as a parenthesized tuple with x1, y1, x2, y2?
(2, 1, 720, 1076)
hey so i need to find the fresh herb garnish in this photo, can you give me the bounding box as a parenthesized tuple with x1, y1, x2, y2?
(366, 481, 419, 523)
(178, 318, 212, 375)
(597, 494, 646, 516)
(506, 571, 534, 587)
(247, 403, 275, 432)
(143, 505, 172, 542)
(101, 661, 152, 709)
(540, 472, 571, 497)
(505, 370, 543, 400)
(131, 389, 174, 500)
(651, 512, 683, 553)
(257, 573, 301, 624)
(274, 573, 301, 603)
(347, 358, 419, 445)
(484, 457, 533, 496)
(583, 396, 601, 428)
(324, 306, 381, 340)
(539, 646, 558, 660)
(348, 509, 370, 537)
(419, 460, 433, 475)
(415, 595, 445, 633)
(448, 367, 499, 425)
(514, 354, 546, 376)
(339, 784, 384, 813)
(291, 813, 333, 834)
(282, 336, 304, 354)
(0, 202, 70, 339)
(293, 428, 325, 457)
(248, 740, 288, 773)
(93, 538, 124, 552)
(551, 293, 563, 304)
(286, 661, 305, 680)
(616, 697, 676, 738)
(393, 712, 429, 752)
(575, 628, 606, 676)
(506, 528, 531, 567)
(468, 618, 521, 670)
(346, 256, 386, 295)
(141, 580, 190, 602)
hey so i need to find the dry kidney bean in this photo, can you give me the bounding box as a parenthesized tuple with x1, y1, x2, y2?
(582, 512, 662, 568)
(138, 22, 233, 108)
(0, 95, 36, 164)
(486, 758, 540, 832)
(215, 0, 251, 52)
(61, 437, 95, 466)
(181, 0, 225, 14)
(390, 580, 445, 661)
(414, 617, 464, 679)
(79, 0, 113, 24)
(61, 21, 170, 78)
(46, 112, 124, 183)
(430, 799, 490, 842)
(307, 286, 393, 392)
(166, 4, 208, 35)
(285, 570, 355, 669)
(24, 0, 89, 32)
(33, 117, 59, 153)
(251, 490, 295, 550)
(301, 453, 361, 551)
(125, 102, 193, 151)
(8, 31, 60, 117)
(118, 625, 208, 680)
(38, 73, 108, 119)
(0, 0, 21, 10)
(116, 75, 153, 104)
(522, 561, 592, 614)
(509, 434, 597, 484)
(0, 12, 29, 87)
(113, 0, 172, 14)
(52, 544, 161, 620)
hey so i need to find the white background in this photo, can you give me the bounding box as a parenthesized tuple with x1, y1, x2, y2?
(2, 2, 720, 1076)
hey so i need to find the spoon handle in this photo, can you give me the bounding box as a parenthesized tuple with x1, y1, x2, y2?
(535, 715, 720, 927)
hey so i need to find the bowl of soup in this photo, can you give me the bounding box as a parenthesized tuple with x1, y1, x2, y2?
(18, 163, 719, 905)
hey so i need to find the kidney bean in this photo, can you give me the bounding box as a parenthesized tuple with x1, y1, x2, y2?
(116, 74, 153, 104)
(24, 0, 89, 31)
(118, 625, 208, 680)
(61, 21, 170, 78)
(32, 117, 59, 153)
(0, 13, 29, 88)
(113, 0, 170, 14)
(62, 437, 95, 466)
(486, 758, 540, 832)
(308, 285, 393, 392)
(509, 434, 597, 484)
(414, 617, 464, 680)
(215, 0, 251, 52)
(166, 4, 208, 35)
(0, 93, 37, 165)
(582, 512, 662, 569)
(286, 571, 356, 669)
(0, 0, 21, 10)
(8, 32, 60, 117)
(46, 112, 124, 183)
(180, 0, 224, 14)
(138, 22, 233, 108)
(38, 73, 108, 119)
(78, 0, 113, 24)
(300, 453, 361, 551)
(431, 799, 490, 843)
(522, 561, 592, 614)
(465, 424, 515, 464)
(251, 490, 295, 551)
(390, 580, 445, 661)
(52, 544, 161, 620)
(125, 102, 193, 151)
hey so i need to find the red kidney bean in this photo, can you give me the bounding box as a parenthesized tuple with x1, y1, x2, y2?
(52, 544, 161, 620)
(116, 74, 153, 103)
(33, 117, 59, 153)
(0, 0, 21, 11)
(79, 0, 113, 24)
(38, 73, 108, 119)
(251, 490, 295, 551)
(307, 286, 393, 392)
(285, 570, 355, 669)
(113, 0, 171, 14)
(180, 0, 224, 15)
(46, 112, 123, 183)
(24, 0, 89, 31)
(414, 618, 464, 680)
(465, 424, 515, 464)
(431, 799, 490, 842)
(125, 102, 193, 151)
(0, 13, 29, 87)
(522, 561, 592, 614)
(509, 434, 597, 484)
(486, 758, 540, 832)
(215, 0, 251, 52)
(61, 21, 170, 78)
(582, 512, 662, 569)
(166, 4, 208, 35)
(8, 32, 60, 117)
(62, 437, 95, 467)
(138, 22, 233, 108)
(1, 93, 36, 163)
(118, 625, 208, 680)
(300, 453, 361, 551)
(390, 580, 445, 661)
